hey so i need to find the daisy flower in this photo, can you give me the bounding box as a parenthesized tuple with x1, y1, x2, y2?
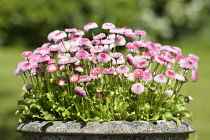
(116, 65, 130, 74)
(131, 83, 144, 94)
(74, 86, 87, 97)
(154, 75, 167, 84)
(69, 74, 80, 82)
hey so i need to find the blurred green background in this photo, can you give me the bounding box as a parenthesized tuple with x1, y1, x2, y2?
(0, 0, 209, 139)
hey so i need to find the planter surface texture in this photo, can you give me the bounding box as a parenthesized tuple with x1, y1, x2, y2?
(16, 120, 195, 140)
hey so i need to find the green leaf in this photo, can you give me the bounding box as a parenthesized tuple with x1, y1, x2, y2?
(162, 112, 172, 120)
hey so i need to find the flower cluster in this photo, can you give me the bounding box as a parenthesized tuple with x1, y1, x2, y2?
(15, 22, 199, 124)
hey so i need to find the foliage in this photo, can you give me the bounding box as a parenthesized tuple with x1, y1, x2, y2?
(14, 22, 199, 124)
(0, 0, 209, 46)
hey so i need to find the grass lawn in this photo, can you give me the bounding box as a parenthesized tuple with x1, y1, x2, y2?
(0, 26, 209, 139)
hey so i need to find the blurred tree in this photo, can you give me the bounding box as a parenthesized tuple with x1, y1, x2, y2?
(0, 0, 209, 47)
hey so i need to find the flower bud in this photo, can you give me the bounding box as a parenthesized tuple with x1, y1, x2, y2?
(22, 84, 33, 91)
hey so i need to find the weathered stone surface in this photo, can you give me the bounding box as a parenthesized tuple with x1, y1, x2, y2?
(16, 120, 195, 140)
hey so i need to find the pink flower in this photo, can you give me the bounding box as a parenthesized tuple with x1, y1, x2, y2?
(122, 26, 132, 33)
(142, 52, 151, 59)
(103, 68, 115, 74)
(116, 65, 130, 74)
(84, 22, 98, 31)
(154, 75, 167, 84)
(126, 42, 137, 50)
(102, 23, 115, 29)
(141, 72, 152, 82)
(191, 70, 198, 82)
(93, 33, 106, 40)
(58, 57, 71, 65)
(112, 57, 125, 65)
(131, 83, 144, 94)
(74, 86, 86, 97)
(124, 32, 136, 38)
(47, 30, 60, 41)
(135, 30, 147, 36)
(58, 80, 66, 86)
(97, 53, 111, 63)
(14, 67, 24, 75)
(40, 48, 50, 55)
(46, 64, 58, 73)
(38, 55, 51, 63)
(78, 75, 91, 82)
(65, 28, 77, 33)
(70, 74, 80, 82)
(115, 36, 126, 46)
(79, 38, 93, 49)
(136, 59, 149, 68)
(162, 52, 175, 63)
(109, 28, 123, 34)
(179, 59, 193, 69)
(165, 69, 176, 78)
(30, 66, 44, 74)
(175, 73, 185, 82)
(110, 53, 122, 58)
(127, 73, 136, 81)
(90, 46, 104, 53)
(101, 38, 115, 45)
(133, 69, 144, 78)
(126, 54, 135, 66)
(52, 31, 67, 41)
(74, 65, 84, 72)
(154, 56, 165, 65)
(87, 53, 97, 61)
(91, 67, 102, 76)
(21, 51, 33, 58)
(58, 41, 71, 53)
(75, 50, 89, 59)
(21, 62, 32, 72)
(147, 43, 160, 54)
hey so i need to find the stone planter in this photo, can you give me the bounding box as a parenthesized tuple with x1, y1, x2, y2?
(16, 120, 195, 140)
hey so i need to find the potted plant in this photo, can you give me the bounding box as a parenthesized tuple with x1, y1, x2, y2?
(15, 22, 198, 140)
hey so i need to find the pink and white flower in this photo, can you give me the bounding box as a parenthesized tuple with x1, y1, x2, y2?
(93, 33, 106, 40)
(154, 75, 167, 84)
(175, 73, 185, 82)
(96, 53, 111, 63)
(46, 64, 58, 73)
(154, 56, 165, 65)
(74, 86, 86, 97)
(124, 32, 136, 38)
(135, 30, 147, 36)
(21, 62, 32, 72)
(58, 79, 66, 86)
(84, 22, 98, 31)
(126, 42, 137, 50)
(90, 45, 104, 53)
(90, 67, 102, 76)
(69, 74, 80, 82)
(75, 50, 89, 59)
(115, 35, 126, 46)
(191, 70, 198, 82)
(133, 69, 144, 78)
(109, 28, 123, 34)
(30, 66, 44, 74)
(112, 57, 125, 65)
(135, 59, 149, 68)
(21, 51, 33, 58)
(116, 65, 129, 74)
(165, 69, 176, 78)
(131, 83, 144, 94)
(141, 72, 152, 82)
(103, 68, 115, 74)
(78, 75, 91, 82)
(102, 23, 115, 29)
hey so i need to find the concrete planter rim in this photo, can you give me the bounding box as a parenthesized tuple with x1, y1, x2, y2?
(16, 120, 195, 135)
